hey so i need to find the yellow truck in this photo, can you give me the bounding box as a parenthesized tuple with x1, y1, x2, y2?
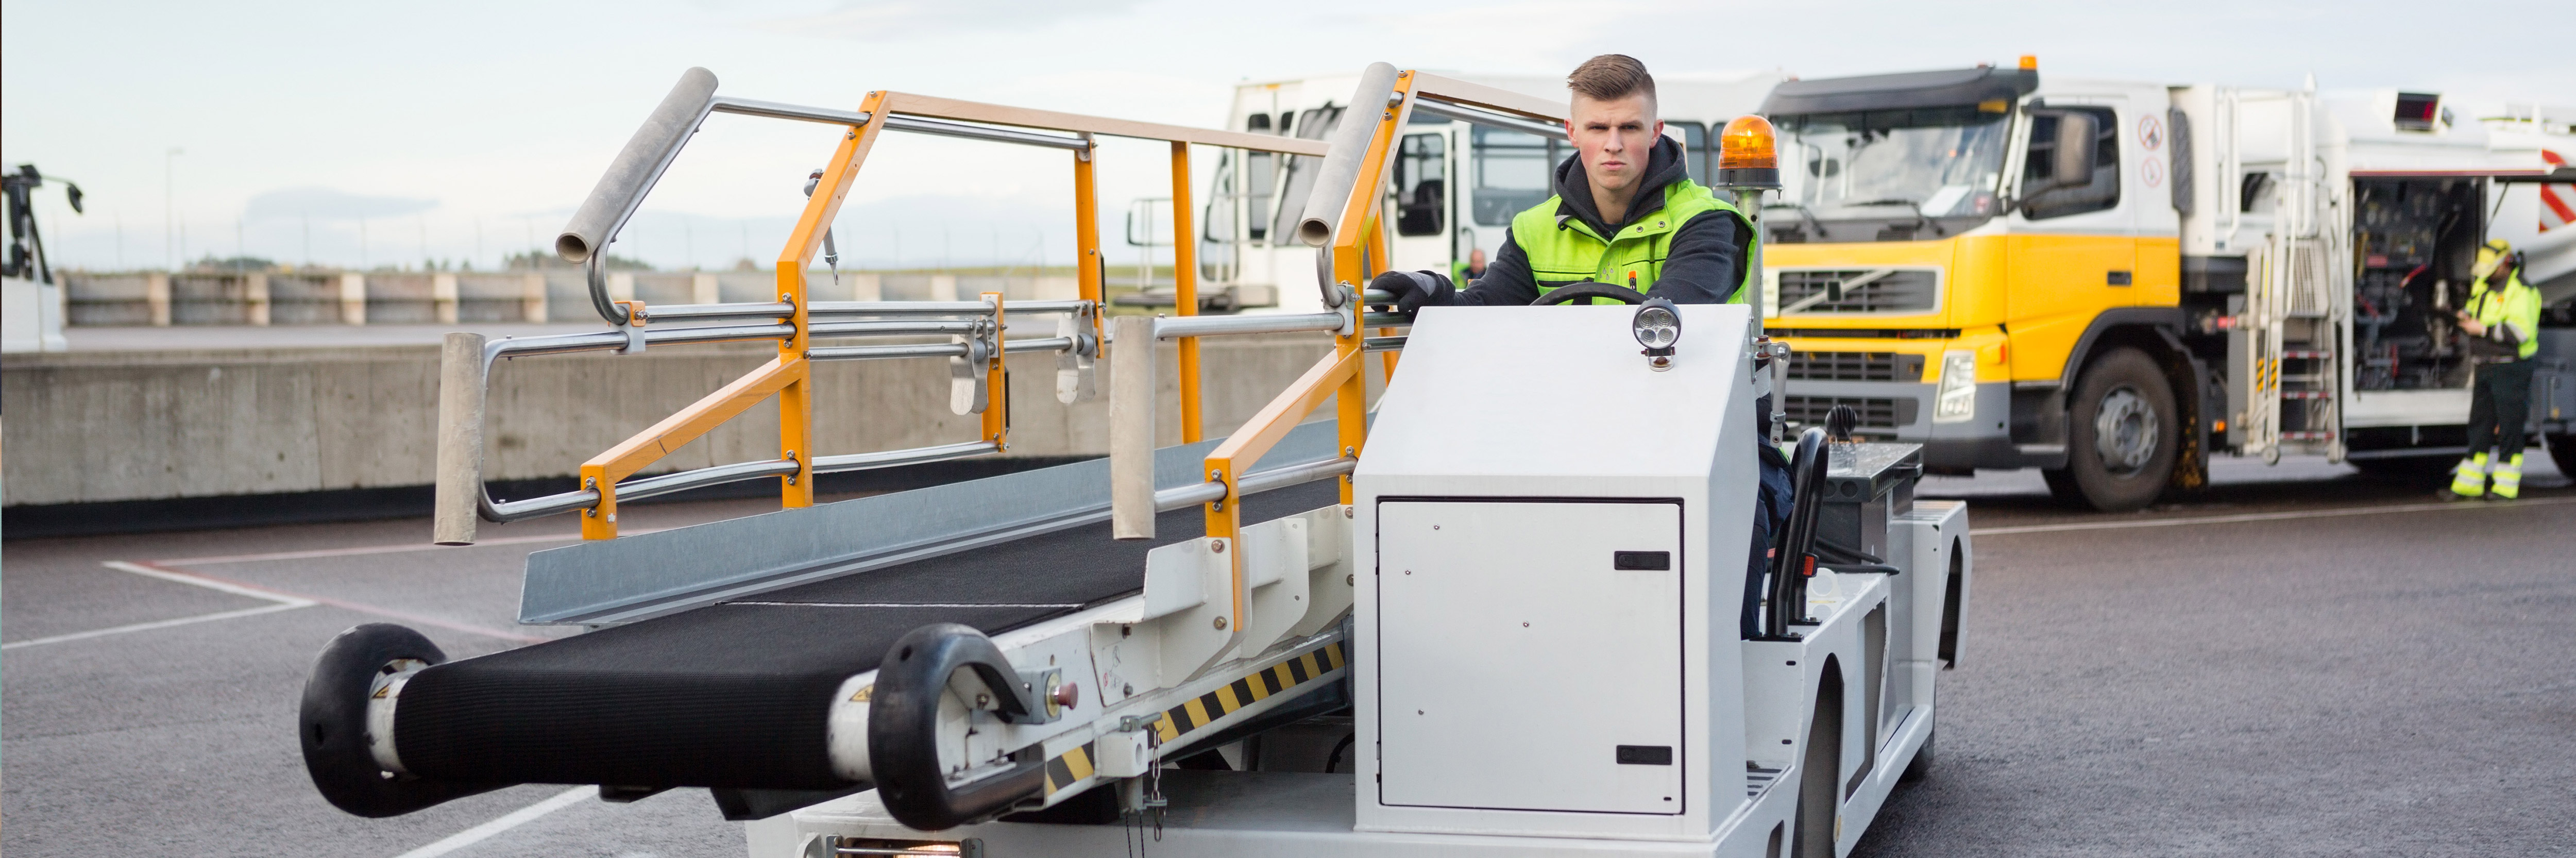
(1754, 60, 2574, 510)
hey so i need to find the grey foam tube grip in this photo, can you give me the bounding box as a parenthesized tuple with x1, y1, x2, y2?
(433, 332, 488, 546)
(556, 67, 720, 262)
(1109, 316, 1158, 540)
(1294, 62, 1401, 250)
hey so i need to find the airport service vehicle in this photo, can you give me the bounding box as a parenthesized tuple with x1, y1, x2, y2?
(1753, 60, 2575, 510)
(296, 64, 1972, 858)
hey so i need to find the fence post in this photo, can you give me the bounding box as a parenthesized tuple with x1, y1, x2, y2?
(245, 273, 271, 326)
(146, 272, 172, 326)
(433, 273, 460, 324)
(339, 273, 367, 325)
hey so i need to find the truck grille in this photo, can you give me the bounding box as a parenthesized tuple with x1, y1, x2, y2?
(1785, 351, 1925, 382)
(1783, 395, 1919, 430)
(1775, 268, 1939, 313)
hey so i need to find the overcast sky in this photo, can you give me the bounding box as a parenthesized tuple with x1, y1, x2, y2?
(5, 0, 2567, 272)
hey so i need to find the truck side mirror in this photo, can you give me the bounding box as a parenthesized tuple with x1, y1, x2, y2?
(2020, 110, 2100, 208)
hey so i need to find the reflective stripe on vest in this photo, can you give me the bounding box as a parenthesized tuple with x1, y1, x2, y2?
(2467, 272, 2541, 360)
(1509, 180, 1752, 304)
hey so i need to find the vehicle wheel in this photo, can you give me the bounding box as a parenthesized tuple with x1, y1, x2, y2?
(1901, 728, 1935, 783)
(2040, 467, 2085, 504)
(2064, 348, 2178, 512)
(2548, 434, 2575, 478)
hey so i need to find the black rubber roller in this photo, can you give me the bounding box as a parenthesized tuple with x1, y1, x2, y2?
(300, 624, 510, 817)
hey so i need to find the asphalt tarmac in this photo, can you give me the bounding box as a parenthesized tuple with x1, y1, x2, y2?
(5, 452, 2571, 857)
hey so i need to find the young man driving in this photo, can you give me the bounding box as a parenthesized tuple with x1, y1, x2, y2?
(1369, 54, 1753, 309)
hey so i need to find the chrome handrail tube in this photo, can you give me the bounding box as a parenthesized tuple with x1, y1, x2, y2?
(643, 302, 797, 323)
(882, 114, 1091, 150)
(812, 440, 1001, 474)
(1153, 311, 1346, 340)
(807, 300, 997, 316)
(806, 342, 970, 361)
(1359, 312, 1412, 328)
(485, 489, 603, 524)
(1411, 96, 1570, 141)
(1151, 456, 1356, 513)
(1363, 336, 1407, 352)
(1001, 336, 1076, 354)
(645, 323, 798, 346)
(617, 458, 802, 502)
(808, 319, 981, 338)
(709, 96, 871, 127)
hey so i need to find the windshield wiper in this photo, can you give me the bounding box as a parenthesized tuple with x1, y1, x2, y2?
(1765, 200, 1829, 240)
(1841, 198, 1944, 237)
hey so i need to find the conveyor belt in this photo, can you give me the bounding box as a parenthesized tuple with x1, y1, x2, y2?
(393, 479, 1343, 790)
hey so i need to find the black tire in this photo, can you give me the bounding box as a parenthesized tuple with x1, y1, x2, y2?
(2547, 434, 2574, 479)
(2040, 467, 2086, 504)
(1900, 727, 1935, 783)
(299, 624, 508, 817)
(2064, 348, 2178, 512)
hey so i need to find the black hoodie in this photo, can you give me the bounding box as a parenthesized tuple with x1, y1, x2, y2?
(1453, 135, 1746, 305)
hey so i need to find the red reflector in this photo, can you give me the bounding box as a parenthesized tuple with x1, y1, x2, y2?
(1800, 555, 1817, 577)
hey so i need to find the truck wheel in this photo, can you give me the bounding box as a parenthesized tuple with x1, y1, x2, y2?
(1901, 728, 1935, 782)
(2548, 434, 2575, 478)
(2064, 348, 2177, 512)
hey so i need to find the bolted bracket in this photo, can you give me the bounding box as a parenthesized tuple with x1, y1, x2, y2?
(1057, 306, 1098, 404)
(948, 324, 992, 416)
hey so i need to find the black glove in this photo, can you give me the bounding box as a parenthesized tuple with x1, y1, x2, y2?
(1367, 270, 1456, 314)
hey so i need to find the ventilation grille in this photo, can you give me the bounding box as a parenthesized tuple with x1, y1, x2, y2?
(1783, 395, 1918, 430)
(1775, 268, 1940, 313)
(1786, 351, 1925, 382)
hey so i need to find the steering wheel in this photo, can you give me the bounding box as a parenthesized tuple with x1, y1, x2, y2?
(1530, 281, 1646, 306)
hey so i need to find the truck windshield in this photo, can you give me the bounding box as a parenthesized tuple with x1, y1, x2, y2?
(1773, 106, 2012, 242)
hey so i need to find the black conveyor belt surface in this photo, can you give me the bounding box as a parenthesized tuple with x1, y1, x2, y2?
(395, 479, 1341, 789)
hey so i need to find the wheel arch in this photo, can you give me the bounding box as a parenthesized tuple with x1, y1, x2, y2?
(2055, 308, 2207, 493)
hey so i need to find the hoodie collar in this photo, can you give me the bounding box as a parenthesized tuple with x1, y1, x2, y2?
(1552, 135, 1689, 238)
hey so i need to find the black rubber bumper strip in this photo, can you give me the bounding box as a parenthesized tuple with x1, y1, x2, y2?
(869, 623, 1053, 830)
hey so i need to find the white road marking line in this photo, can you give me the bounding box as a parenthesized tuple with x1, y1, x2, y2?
(102, 560, 548, 644)
(102, 560, 320, 605)
(2, 562, 326, 649)
(1971, 495, 2576, 536)
(389, 785, 594, 858)
(161, 528, 670, 566)
(727, 601, 1086, 608)
(2, 602, 312, 649)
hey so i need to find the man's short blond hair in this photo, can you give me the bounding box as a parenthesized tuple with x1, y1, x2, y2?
(1568, 55, 1656, 107)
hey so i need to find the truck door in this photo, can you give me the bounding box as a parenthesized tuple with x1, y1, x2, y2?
(2005, 98, 2137, 383)
(1388, 127, 1456, 274)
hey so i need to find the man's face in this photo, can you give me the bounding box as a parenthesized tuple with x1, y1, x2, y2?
(1567, 92, 1662, 194)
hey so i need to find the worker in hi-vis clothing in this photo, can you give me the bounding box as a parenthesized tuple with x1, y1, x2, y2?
(1368, 54, 1789, 637)
(1368, 54, 1754, 308)
(2448, 240, 2545, 500)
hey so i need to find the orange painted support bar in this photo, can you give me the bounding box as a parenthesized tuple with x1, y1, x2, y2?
(1201, 347, 1361, 650)
(981, 293, 1008, 447)
(1073, 136, 1103, 342)
(580, 356, 808, 539)
(1171, 141, 1204, 443)
(1323, 70, 1421, 504)
(774, 90, 890, 513)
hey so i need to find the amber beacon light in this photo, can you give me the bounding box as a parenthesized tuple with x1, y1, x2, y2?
(1716, 114, 1780, 190)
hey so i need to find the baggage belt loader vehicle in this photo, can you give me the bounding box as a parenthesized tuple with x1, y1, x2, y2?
(1748, 58, 2576, 510)
(295, 64, 1973, 858)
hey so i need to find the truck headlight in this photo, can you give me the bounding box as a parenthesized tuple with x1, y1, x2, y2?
(1933, 350, 1977, 423)
(1633, 297, 1680, 370)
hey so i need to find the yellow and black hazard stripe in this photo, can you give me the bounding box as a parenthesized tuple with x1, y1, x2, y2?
(1040, 640, 1348, 795)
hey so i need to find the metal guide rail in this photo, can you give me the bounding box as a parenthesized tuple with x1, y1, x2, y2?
(430, 66, 1346, 546)
(309, 62, 1430, 833)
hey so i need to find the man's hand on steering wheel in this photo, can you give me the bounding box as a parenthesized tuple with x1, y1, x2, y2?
(1367, 270, 1456, 315)
(1530, 281, 1647, 306)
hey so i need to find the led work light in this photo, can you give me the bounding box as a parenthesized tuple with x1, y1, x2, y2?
(1634, 297, 1681, 370)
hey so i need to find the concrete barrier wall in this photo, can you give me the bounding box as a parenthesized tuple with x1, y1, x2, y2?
(1, 332, 1372, 508)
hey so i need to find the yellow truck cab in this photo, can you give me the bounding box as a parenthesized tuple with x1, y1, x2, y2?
(1755, 61, 2575, 510)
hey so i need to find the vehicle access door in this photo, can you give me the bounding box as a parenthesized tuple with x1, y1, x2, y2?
(1376, 498, 1686, 815)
